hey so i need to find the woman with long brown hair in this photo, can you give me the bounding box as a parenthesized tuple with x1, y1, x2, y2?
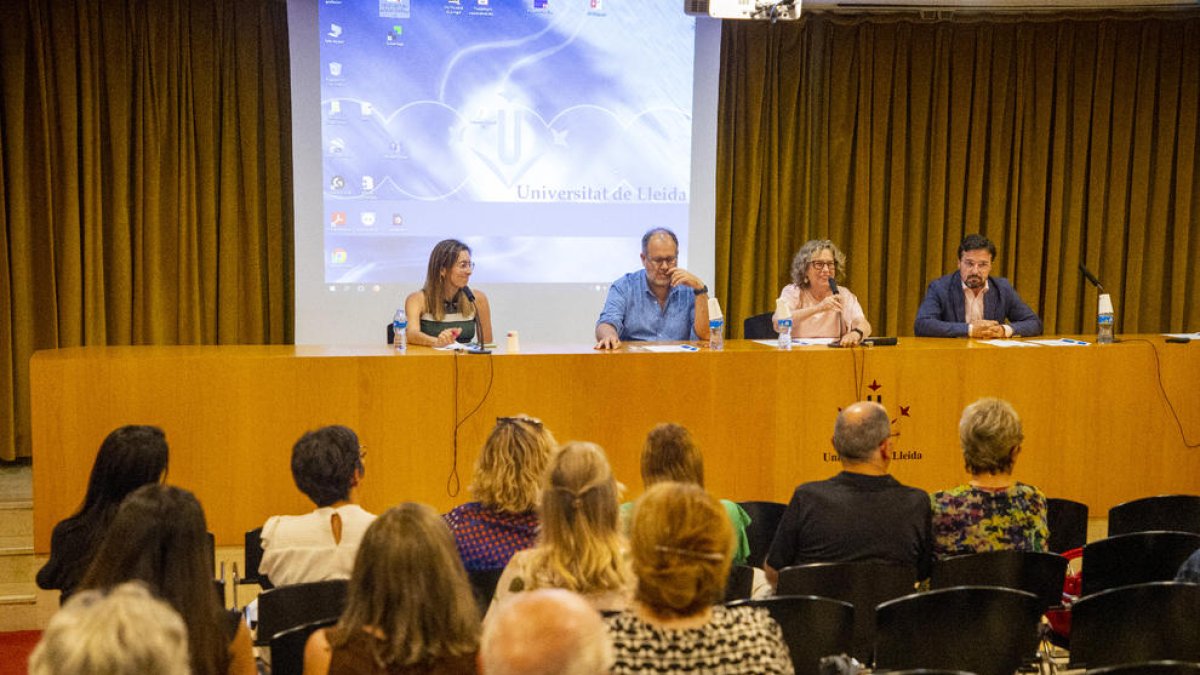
(403, 239, 492, 347)
(304, 503, 480, 674)
(80, 484, 255, 675)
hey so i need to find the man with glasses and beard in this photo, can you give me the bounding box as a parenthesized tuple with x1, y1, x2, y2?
(914, 233, 1042, 338)
(594, 228, 711, 349)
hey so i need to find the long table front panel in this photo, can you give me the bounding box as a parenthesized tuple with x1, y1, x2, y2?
(31, 338, 1200, 548)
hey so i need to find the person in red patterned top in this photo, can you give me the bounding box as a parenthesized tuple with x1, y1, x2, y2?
(444, 415, 558, 572)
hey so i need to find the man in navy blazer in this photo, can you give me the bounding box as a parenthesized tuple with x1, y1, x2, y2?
(914, 234, 1042, 338)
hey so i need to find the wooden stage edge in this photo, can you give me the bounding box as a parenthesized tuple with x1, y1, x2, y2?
(32, 337, 1200, 548)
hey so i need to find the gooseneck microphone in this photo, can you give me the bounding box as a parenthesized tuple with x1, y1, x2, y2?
(461, 287, 490, 354)
(1079, 264, 1105, 293)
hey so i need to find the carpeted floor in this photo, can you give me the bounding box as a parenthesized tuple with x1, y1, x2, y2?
(0, 630, 41, 675)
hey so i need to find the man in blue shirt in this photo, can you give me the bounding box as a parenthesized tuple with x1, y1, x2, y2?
(594, 228, 711, 349)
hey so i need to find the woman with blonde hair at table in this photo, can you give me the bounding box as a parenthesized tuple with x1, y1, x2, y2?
(445, 415, 558, 572)
(776, 239, 871, 346)
(606, 482, 794, 674)
(490, 441, 632, 614)
(404, 238, 493, 347)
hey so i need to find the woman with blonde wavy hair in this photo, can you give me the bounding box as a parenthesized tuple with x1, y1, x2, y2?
(445, 416, 557, 572)
(491, 441, 632, 614)
(607, 482, 793, 674)
(304, 503, 480, 674)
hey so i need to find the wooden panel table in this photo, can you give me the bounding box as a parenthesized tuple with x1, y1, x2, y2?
(31, 337, 1200, 548)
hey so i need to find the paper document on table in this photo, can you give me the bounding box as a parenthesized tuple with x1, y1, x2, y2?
(640, 345, 701, 353)
(1029, 338, 1090, 347)
(981, 339, 1040, 347)
(1165, 332, 1200, 340)
(793, 337, 838, 346)
(435, 343, 470, 351)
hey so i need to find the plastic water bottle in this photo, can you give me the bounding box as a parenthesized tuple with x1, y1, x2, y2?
(1097, 293, 1114, 344)
(392, 308, 407, 352)
(777, 318, 793, 350)
(709, 318, 724, 351)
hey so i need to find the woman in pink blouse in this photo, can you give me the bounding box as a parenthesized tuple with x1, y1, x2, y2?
(776, 239, 872, 346)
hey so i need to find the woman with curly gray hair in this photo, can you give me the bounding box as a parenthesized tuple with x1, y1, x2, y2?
(776, 239, 871, 346)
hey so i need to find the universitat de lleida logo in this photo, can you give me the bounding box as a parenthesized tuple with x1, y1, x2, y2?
(822, 379, 923, 463)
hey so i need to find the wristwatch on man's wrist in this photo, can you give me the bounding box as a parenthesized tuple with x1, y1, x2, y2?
(693, 285, 709, 296)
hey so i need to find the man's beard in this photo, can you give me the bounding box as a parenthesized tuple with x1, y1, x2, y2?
(964, 275, 984, 289)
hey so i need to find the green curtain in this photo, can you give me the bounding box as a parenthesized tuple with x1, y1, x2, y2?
(717, 11, 1200, 339)
(0, 0, 294, 461)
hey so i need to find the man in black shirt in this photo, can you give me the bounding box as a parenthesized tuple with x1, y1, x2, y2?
(765, 401, 933, 587)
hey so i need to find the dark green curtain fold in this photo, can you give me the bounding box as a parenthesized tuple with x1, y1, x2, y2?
(717, 11, 1200, 340)
(0, 0, 294, 461)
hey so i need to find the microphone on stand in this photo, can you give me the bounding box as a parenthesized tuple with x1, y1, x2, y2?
(461, 287, 491, 354)
(1079, 264, 1105, 293)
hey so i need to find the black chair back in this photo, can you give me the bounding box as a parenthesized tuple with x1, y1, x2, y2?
(255, 579, 348, 647)
(930, 550, 1067, 613)
(738, 500, 786, 569)
(468, 568, 505, 614)
(1069, 582, 1200, 670)
(1080, 531, 1200, 597)
(724, 564, 755, 602)
(875, 586, 1042, 675)
(270, 617, 337, 675)
(241, 527, 272, 589)
(1109, 495, 1200, 537)
(743, 312, 775, 339)
(1047, 497, 1089, 553)
(727, 596, 854, 675)
(776, 561, 917, 664)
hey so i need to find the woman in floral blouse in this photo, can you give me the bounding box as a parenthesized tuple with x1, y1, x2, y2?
(931, 397, 1049, 559)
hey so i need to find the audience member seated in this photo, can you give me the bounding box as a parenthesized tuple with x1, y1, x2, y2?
(29, 581, 190, 675)
(621, 423, 752, 566)
(1177, 548, 1200, 583)
(304, 503, 479, 675)
(492, 441, 632, 614)
(260, 425, 375, 586)
(479, 588, 613, 675)
(445, 415, 557, 572)
(931, 397, 1048, 559)
(80, 484, 255, 675)
(37, 425, 169, 602)
(606, 482, 794, 674)
(765, 401, 932, 586)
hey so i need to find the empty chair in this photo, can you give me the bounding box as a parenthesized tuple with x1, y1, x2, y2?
(241, 527, 272, 589)
(1047, 497, 1090, 553)
(1109, 496, 1200, 537)
(1080, 531, 1200, 597)
(776, 561, 917, 664)
(1069, 582, 1200, 670)
(255, 578, 348, 647)
(743, 312, 776, 339)
(874, 586, 1042, 675)
(724, 564, 755, 602)
(727, 596, 854, 675)
(269, 617, 337, 675)
(738, 500, 786, 568)
(1085, 662, 1200, 675)
(930, 550, 1067, 613)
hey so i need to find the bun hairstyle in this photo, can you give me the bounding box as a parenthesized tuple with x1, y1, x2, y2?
(630, 482, 733, 619)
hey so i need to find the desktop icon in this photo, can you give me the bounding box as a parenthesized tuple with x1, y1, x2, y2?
(328, 24, 343, 38)
(361, 175, 375, 191)
(360, 101, 373, 117)
(361, 211, 377, 226)
(331, 248, 348, 264)
(328, 137, 345, 154)
(328, 62, 343, 77)
(391, 213, 404, 226)
(329, 100, 341, 115)
(330, 211, 347, 227)
(330, 175, 346, 190)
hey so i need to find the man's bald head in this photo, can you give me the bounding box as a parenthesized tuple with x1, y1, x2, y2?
(480, 589, 613, 675)
(832, 401, 891, 462)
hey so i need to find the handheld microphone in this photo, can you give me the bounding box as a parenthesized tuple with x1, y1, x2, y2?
(828, 278, 839, 295)
(1079, 264, 1105, 293)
